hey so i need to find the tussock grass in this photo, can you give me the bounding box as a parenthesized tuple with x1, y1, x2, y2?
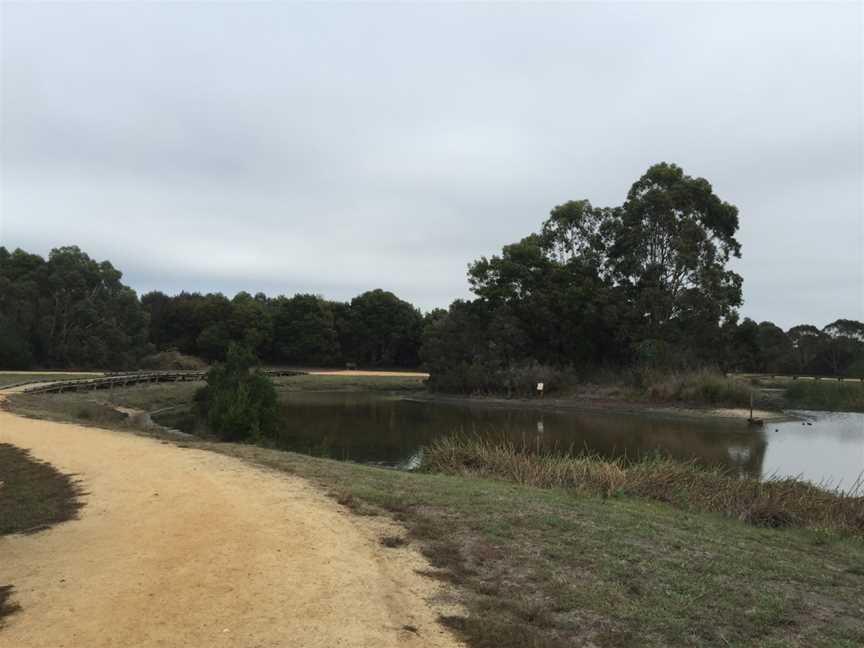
(423, 436, 864, 536)
(636, 368, 753, 407)
(785, 380, 864, 412)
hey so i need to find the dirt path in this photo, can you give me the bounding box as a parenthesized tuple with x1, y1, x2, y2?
(0, 390, 461, 648)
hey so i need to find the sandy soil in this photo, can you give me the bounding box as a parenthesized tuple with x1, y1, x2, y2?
(0, 389, 461, 648)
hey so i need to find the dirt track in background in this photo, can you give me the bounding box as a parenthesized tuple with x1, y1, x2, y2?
(0, 389, 460, 648)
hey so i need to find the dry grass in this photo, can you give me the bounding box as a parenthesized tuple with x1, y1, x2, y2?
(423, 436, 864, 537)
(638, 368, 753, 407)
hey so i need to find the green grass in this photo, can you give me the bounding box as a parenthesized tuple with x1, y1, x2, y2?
(0, 372, 101, 389)
(274, 373, 427, 392)
(7, 392, 137, 429)
(784, 381, 864, 412)
(201, 442, 864, 648)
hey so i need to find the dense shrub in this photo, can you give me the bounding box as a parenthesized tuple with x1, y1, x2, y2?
(0, 318, 33, 369)
(195, 345, 279, 442)
(425, 361, 576, 397)
(140, 350, 207, 371)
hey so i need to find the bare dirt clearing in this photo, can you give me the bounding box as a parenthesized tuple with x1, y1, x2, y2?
(0, 389, 460, 648)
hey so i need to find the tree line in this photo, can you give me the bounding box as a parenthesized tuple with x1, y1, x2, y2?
(421, 163, 864, 391)
(0, 246, 425, 370)
(1, 163, 861, 380)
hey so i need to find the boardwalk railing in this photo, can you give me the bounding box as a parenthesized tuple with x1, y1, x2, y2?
(21, 369, 306, 395)
(728, 372, 864, 383)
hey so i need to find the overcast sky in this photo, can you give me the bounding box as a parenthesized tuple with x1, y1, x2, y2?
(1, 2, 861, 329)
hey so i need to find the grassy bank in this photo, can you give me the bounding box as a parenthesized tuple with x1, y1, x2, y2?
(207, 442, 864, 648)
(784, 380, 864, 412)
(423, 436, 864, 536)
(278, 373, 427, 392)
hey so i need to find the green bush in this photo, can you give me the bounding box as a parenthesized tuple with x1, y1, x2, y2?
(195, 345, 279, 441)
(426, 361, 575, 397)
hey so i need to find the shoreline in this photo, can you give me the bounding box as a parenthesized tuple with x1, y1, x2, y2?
(401, 392, 795, 423)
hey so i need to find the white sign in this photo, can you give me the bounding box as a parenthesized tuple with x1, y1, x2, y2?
(536, 382, 544, 391)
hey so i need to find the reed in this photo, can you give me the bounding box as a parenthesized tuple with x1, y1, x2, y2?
(423, 435, 864, 536)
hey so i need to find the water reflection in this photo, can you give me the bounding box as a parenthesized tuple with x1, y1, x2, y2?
(272, 392, 769, 477)
(158, 392, 864, 488)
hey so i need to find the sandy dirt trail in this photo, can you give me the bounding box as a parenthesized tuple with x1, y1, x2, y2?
(0, 390, 460, 648)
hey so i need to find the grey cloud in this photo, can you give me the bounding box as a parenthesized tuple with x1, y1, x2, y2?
(1, 2, 861, 327)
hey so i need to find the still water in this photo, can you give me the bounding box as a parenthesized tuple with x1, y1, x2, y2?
(162, 392, 864, 489)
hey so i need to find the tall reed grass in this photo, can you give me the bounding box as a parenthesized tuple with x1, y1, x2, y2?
(631, 368, 753, 407)
(423, 436, 864, 536)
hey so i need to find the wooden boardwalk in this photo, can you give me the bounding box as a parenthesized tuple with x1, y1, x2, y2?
(18, 369, 306, 395)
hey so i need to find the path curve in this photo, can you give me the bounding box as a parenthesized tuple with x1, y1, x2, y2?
(0, 388, 460, 648)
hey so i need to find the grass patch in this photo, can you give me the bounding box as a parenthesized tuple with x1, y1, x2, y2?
(422, 436, 864, 537)
(785, 381, 864, 412)
(274, 373, 427, 392)
(6, 393, 133, 429)
(201, 442, 864, 648)
(0, 443, 84, 535)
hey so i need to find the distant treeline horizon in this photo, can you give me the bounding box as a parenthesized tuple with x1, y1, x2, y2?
(2, 164, 862, 384)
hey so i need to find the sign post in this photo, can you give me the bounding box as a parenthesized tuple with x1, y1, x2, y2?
(536, 382, 544, 399)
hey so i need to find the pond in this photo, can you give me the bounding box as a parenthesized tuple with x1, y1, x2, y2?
(159, 391, 864, 490)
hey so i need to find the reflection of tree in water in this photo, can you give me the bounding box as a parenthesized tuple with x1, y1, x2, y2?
(269, 393, 768, 478)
